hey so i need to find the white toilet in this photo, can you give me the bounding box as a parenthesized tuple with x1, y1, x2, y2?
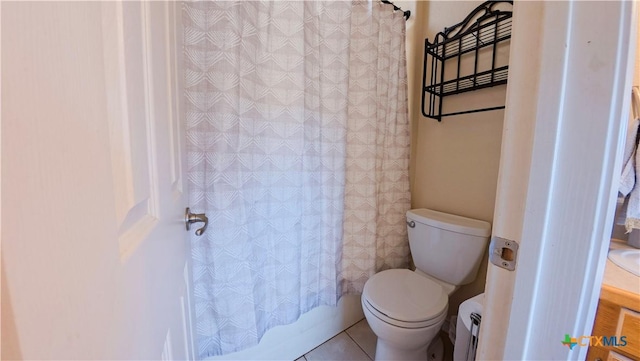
(362, 208, 491, 361)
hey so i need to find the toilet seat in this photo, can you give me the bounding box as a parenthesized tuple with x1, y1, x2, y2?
(362, 269, 448, 329)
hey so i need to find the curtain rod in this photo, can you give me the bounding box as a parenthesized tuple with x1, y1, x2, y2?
(381, 0, 411, 20)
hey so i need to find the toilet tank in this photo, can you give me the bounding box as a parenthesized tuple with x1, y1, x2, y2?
(407, 209, 491, 286)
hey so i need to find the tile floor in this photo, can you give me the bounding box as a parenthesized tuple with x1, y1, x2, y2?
(293, 318, 453, 361)
(295, 318, 376, 361)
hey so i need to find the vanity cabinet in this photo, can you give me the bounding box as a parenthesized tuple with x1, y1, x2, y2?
(587, 240, 640, 361)
(586, 284, 640, 361)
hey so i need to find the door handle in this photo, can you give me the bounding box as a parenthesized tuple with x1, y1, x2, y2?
(185, 207, 208, 236)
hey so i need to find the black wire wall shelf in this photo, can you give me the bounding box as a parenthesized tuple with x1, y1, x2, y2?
(422, 1, 513, 121)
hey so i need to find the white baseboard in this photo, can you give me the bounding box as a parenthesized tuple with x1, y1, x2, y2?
(205, 294, 364, 361)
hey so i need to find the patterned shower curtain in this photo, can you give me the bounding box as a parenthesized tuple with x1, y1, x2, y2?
(184, 1, 410, 357)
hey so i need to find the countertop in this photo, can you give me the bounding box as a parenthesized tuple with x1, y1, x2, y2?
(603, 239, 640, 296)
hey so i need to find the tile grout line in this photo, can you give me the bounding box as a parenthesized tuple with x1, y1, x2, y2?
(300, 318, 370, 361)
(301, 330, 346, 360)
(344, 330, 374, 361)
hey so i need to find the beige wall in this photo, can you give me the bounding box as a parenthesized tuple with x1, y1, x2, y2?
(394, 0, 425, 175)
(635, 10, 640, 88)
(405, 1, 508, 317)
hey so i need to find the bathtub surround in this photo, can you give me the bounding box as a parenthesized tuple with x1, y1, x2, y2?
(183, 1, 410, 357)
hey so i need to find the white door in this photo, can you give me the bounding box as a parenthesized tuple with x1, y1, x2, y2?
(1, 2, 195, 359)
(479, 1, 636, 360)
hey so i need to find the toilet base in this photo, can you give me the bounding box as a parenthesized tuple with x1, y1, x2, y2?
(373, 336, 444, 361)
(374, 338, 429, 361)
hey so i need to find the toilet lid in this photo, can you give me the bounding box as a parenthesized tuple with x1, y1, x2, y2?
(363, 269, 447, 323)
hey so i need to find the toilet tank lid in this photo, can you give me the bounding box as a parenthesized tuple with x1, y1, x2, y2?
(407, 209, 491, 237)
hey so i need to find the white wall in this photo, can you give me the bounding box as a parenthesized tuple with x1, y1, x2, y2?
(477, 1, 542, 357)
(481, 1, 635, 359)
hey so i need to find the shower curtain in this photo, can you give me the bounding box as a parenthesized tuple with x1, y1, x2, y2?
(184, 1, 410, 357)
